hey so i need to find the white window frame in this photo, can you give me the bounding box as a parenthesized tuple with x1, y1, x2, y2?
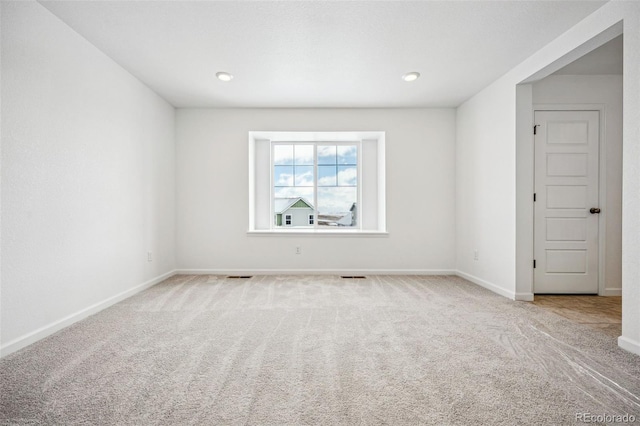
(309, 214, 314, 225)
(271, 141, 361, 231)
(284, 214, 292, 226)
(248, 131, 387, 236)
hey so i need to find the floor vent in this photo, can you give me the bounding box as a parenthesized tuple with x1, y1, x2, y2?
(341, 276, 367, 279)
(226, 276, 253, 279)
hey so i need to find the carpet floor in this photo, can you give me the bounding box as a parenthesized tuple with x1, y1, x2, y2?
(1, 275, 639, 425)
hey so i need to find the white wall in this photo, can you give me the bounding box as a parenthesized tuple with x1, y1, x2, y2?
(456, 2, 640, 355)
(0, 2, 3, 355)
(176, 108, 455, 273)
(456, 81, 517, 298)
(532, 74, 623, 295)
(1, 2, 176, 355)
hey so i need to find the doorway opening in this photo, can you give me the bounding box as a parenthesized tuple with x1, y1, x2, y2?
(516, 30, 623, 299)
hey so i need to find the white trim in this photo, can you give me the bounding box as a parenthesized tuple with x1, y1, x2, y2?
(455, 270, 516, 300)
(601, 288, 622, 296)
(175, 269, 454, 276)
(618, 336, 640, 356)
(515, 84, 535, 300)
(357, 141, 363, 228)
(515, 293, 535, 302)
(247, 230, 389, 237)
(531, 104, 608, 296)
(248, 136, 256, 231)
(520, 22, 622, 85)
(0, 270, 177, 358)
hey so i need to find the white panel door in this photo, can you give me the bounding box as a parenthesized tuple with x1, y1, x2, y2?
(534, 110, 600, 294)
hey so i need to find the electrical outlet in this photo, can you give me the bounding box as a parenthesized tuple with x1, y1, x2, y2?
(473, 250, 479, 261)
(295, 246, 302, 255)
(147, 251, 153, 262)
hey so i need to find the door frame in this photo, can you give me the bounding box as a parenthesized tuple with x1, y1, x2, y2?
(533, 104, 607, 295)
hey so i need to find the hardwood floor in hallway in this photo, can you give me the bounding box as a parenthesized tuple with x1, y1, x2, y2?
(532, 295, 622, 336)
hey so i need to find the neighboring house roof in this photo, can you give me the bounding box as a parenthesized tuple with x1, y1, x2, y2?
(337, 213, 353, 226)
(317, 212, 352, 226)
(274, 197, 314, 214)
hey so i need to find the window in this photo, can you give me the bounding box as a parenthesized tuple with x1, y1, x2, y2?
(273, 143, 358, 229)
(248, 131, 386, 234)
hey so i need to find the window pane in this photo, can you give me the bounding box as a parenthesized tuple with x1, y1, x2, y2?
(294, 145, 314, 165)
(337, 145, 357, 165)
(317, 187, 357, 228)
(337, 166, 357, 186)
(274, 165, 293, 186)
(318, 145, 337, 165)
(274, 145, 293, 165)
(318, 165, 336, 186)
(294, 165, 314, 186)
(271, 141, 360, 230)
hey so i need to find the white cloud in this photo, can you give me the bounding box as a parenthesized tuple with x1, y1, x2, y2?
(317, 145, 336, 159)
(275, 171, 293, 186)
(337, 167, 357, 186)
(295, 170, 314, 186)
(294, 145, 314, 165)
(273, 145, 293, 165)
(337, 145, 357, 164)
(318, 175, 335, 186)
(274, 187, 314, 201)
(318, 187, 356, 214)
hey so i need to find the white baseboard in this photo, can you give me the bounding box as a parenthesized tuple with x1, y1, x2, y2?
(618, 336, 640, 356)
(515, 292, 535, 301)
(601, 288, 622, 296)
(455, 270, 516, 300)
(0, 270, 177, 358)
(175, 269, 456, 276)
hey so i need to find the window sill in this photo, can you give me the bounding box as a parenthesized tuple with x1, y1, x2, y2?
(247, 229, 389, 237)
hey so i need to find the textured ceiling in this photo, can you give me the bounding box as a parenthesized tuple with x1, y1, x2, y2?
(39, 1, 607, 108)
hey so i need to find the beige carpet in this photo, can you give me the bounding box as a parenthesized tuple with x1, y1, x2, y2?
(1, 275, 639, 425)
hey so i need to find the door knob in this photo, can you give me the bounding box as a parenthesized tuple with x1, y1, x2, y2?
(590, 208, 601, 214)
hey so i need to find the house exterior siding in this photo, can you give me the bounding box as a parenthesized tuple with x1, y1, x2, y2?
(286, 207, 314, 227)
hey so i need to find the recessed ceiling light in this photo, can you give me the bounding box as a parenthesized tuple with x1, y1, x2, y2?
(216, 72, 233, 82)
(402, 72, 420, 82)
